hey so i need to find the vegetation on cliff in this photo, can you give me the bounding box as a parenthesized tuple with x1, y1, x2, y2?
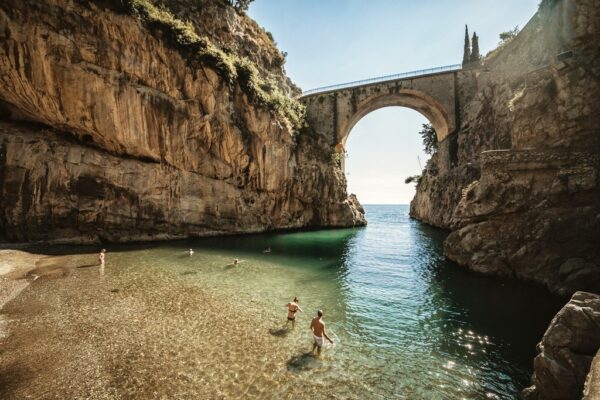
(419, 123, 438, 155)
(122, 0, 305, 130)
(223, 0, 254, 12)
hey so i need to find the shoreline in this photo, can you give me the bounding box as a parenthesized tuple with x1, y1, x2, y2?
(0, 233, 565, 399)
(0, 250, 41, 308)
(0, 250, 40, 340)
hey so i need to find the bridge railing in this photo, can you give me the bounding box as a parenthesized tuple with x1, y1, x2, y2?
(301, 63, 462, 97)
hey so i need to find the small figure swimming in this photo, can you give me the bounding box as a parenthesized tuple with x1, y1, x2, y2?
(262, 247, 272, 253)
(188, 248, 194, 256)
(227, 258, 245, 266)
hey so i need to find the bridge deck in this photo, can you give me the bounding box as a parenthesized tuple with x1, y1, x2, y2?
(301, 64, 461, 97)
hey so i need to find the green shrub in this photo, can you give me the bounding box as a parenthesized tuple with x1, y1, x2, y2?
(419, 123, 438, 155)
(330, 151, 343, 168)
(235, 57, 305, 130)
(121, 0, 304, 129)
(498, 26, 520, 46)
(404, 175, 421, 185)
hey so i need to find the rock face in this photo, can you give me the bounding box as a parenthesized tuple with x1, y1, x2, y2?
(522, 291, 600, 400)
(410, 0, 600, 296)
(584, 351, 600, 399)
(0, 0, 365, 243)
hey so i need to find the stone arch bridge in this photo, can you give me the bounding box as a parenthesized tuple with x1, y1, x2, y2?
(301, 64, 463, 170)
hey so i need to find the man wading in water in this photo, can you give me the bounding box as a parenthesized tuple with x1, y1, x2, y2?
(310, 310, 333, 355)
(285, 297, 303, 328)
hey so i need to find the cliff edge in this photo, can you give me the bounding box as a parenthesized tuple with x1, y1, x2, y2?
(411, 0, 600, 296)
(0, 0, 365, 243)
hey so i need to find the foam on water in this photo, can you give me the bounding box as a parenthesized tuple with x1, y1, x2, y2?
(0, 205, 564, 399)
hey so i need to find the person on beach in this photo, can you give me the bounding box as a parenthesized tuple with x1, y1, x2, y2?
(284, 297, 303, 328)
(98, 249, 106, 266)
(188, 248, 194, 256)
(310, 310, 333, 355)
(233, 258, 239, 265)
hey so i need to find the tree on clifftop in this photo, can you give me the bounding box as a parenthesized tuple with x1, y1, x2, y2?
(419, 123, 438, 155)
(499, 26, 520, 46)
(470, 32, 481, 64)
(226, 0, 254, 12)
(462, 25, 471, 66)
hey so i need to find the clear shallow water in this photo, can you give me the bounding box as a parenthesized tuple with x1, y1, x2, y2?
(1, 205, 564, 399)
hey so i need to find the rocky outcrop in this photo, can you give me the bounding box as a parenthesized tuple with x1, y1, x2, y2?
(522, 291, 600, 400)
(584, 351, 600, 399)
(409, 153, 479, 228)
(444, 149, 600, 295)
(411, 0, 600, 296)
(0, 0, 364, 243)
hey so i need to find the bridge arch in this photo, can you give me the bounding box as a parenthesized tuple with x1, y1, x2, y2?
(339, 89, 452, 147)
(302, 66, 459, 169)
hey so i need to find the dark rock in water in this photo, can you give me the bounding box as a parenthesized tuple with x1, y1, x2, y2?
(523, 291, 600, 400)
(268, 327, 289, 337)
(287, 352, 319, 372)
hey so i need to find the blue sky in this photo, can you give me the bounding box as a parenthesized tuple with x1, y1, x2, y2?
(249, 0, 539, 204)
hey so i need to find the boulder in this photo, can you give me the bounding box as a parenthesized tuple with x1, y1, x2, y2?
(523, 291, 600, 399)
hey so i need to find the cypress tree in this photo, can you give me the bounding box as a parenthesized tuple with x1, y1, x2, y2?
(462, 25, 471, 66)
(471, 32, 481, 64)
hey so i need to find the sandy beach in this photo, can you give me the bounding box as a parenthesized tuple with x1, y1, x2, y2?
(0, 248, 340, 399)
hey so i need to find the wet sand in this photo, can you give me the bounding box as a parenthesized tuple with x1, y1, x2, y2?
(0, 250, 340, 400)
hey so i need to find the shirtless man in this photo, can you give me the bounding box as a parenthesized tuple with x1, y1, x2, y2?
(284, 297, 303, 328)
(310, 310, 333, 355)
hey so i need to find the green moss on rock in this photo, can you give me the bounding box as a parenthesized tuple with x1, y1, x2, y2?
(121, 0, 305, 129)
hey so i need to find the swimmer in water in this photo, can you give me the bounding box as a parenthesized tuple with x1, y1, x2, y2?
(263, 247, 271, 253)
(98, 249, 106, 266)
(188, 248, 194, 256)
(310, 310, 333, 356)
(226, 258, 245, 266)
(284, 297, 303, 328)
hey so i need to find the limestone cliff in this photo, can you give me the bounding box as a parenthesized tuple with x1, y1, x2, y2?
(0, 0, 365, 243)
(411, 0, 600, 296)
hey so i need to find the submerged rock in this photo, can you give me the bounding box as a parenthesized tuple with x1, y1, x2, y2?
(523, 291, 600, 400)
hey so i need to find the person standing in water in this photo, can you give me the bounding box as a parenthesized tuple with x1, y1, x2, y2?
(98, 249, 106, 266)
(310, 310, 333, 355)
(284, 297, 303, 328)
(188, 248, 194, 256)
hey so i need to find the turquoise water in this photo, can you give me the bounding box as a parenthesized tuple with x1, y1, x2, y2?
(2, 205, 564, 399)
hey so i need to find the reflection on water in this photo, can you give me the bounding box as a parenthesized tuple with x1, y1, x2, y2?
(0, 205, 564, 399)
